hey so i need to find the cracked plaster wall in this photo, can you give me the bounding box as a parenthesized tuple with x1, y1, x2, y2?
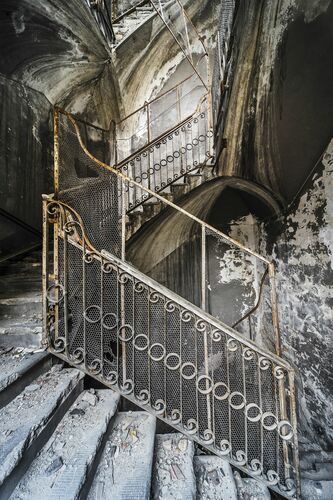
(262, 139, 333, 448)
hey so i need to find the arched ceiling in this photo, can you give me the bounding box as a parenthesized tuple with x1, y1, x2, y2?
(0, 0, 217, 128)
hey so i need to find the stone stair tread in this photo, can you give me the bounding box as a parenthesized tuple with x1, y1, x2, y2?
(194, 455, 238, 500)
(0, 365, 83, 490)
(301, 479, 333, 500)
(11, 389, 120, 500)
(88, 411, 156, 500)
(0, 293, 42, 305)
(234, 471, 271, 500)
(0, 350, 48, 394)
(152, 433, 196, 500)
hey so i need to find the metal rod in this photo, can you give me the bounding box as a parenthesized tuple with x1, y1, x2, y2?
(54, 108, 59, 197)
(268, 262, 282, 356)
(42, 200, 49, 348)
(149, 0, 208, 90)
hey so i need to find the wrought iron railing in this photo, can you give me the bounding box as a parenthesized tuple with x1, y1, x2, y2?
(55, 108, 278, 340)
(43, 195, 300, 499)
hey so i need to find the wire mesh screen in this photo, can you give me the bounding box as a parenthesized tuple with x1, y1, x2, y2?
(44, 198, 299, 499)
(57, 112, 122, 257)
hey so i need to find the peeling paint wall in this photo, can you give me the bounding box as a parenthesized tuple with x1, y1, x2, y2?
(262, 139, 333, 448)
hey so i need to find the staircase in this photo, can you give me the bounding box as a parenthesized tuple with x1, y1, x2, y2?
(38, 98, 302, 499)
(0, 348, 274, 500)
(112, 1, 170, 45)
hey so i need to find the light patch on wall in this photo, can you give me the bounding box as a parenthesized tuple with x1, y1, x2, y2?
(11, 10, 26, 35)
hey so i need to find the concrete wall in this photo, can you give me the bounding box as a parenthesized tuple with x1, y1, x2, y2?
(0, 75, 53, 257)
(263, 139, 333, 449)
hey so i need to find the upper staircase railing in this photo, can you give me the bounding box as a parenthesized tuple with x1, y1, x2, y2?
(43, 107, 300, 498)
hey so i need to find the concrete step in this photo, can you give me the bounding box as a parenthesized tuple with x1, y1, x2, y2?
(11, 389, 120, 500)
(151, 433, 196, 500)
(301, 479, 333, 499)
(170, 183, 188, 201)
(194, 455, 238, 499)
(88, 411, 156, 500)
(0, 349, 50, 409)
(0, 293, 42, 317)
(0, 324, 42, 349)
(234, 471, 271, 499)
(0, 365, 83, 499)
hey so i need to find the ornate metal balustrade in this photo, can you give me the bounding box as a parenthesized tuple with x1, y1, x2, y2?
(43, 108, 301, 498)
(43, 196, 300, 499)
(117, 98, 213, 210)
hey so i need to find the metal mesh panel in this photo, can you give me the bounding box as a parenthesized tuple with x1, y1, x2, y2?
(57, 112, 121, 256)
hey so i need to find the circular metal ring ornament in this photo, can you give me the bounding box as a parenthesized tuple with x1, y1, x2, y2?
(165, 353, 181, 370)
(118, 324, 134, 342)
(180, 147, 186, 154)
(135, 389, 150, 405)
(227, 338, 239, 352)
(181, 362, 197, 380)
(265, 470, 279, 486)
(249, 459, 263, 476)
(245, 403, 262, 422)
(152, 399, 166, 415)
(278, 420, 294, 441)
(134, 334, 149, 352)
(160, 159, 167, 167)
(184, 418, 198, 435)
(165, 300, 177, 313)
(47, 284, 65, 304)
(180, 310, 193, 322)
(198, 134, 205, 142)
(192, 138, 199, 146)
(54, 337, 65, 353)
(149, 343, 165, 362)
(262, 412, 278, 431)
(119, 379, 134, 395)
(186, 143, 193, 151)
(154, 163, 161, 171)
(173, 151, 180, 159)
(84, 305, 102, 324)
(213, 382, 230, 401)
(219, 439, 231, 455)
(167, 155, 173, 163)
(102, 313, 118, 330)
(197, 375, 213, 395)
(170, 408, 182, 424)
(211, 329, 223, 342)
(201, 429, 214, 445)
(206, 130, 214, 137)
(105, 370, 118, 385)
(229, 391, 246, 410)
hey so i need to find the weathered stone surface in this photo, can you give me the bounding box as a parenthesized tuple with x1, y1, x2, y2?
(88, 411, 156, 500)
(152, 433, 196, 500)
(0, 366, 83, 489)
(0, 350, 48, 393)
(194, 455, 238, 500)
(11, 389, 120, 500)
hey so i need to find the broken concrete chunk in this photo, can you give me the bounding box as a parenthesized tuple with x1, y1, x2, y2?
(45, 456, 63, 476)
